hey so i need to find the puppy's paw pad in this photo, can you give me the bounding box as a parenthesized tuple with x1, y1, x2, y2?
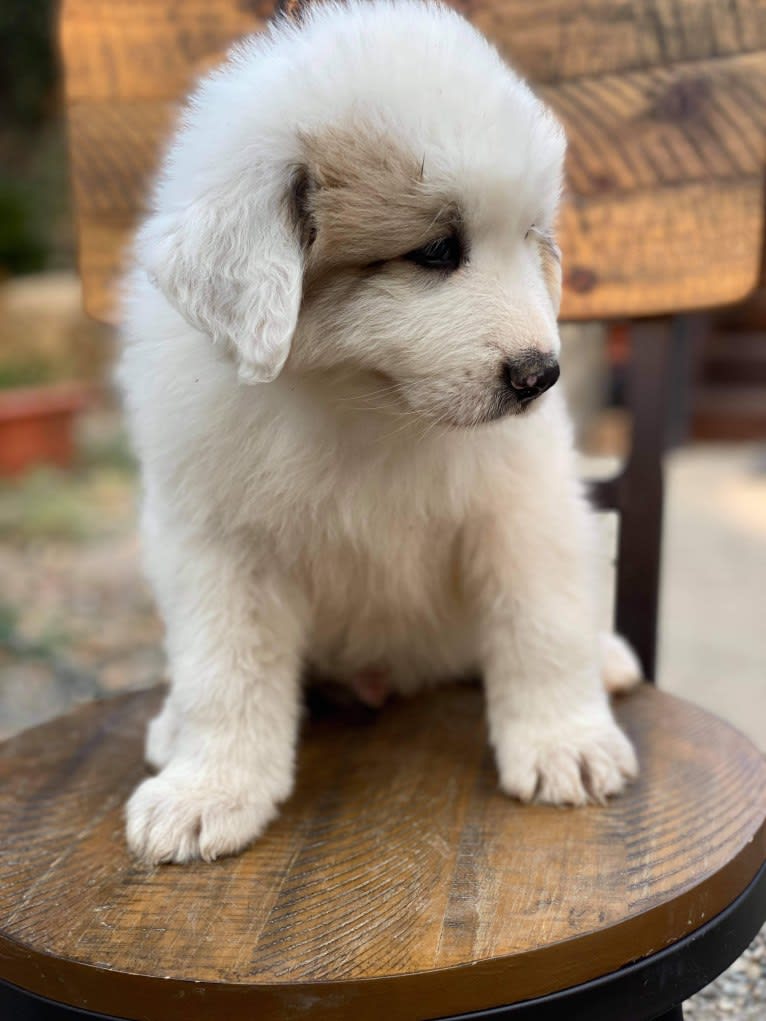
(600, 632, 643, 694)
(126, 773, 277, 864)
(497, 714, 638, 807)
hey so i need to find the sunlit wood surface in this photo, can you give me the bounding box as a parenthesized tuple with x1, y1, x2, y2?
(60, 0, 766, 324)
(1, 685, 765, 1019)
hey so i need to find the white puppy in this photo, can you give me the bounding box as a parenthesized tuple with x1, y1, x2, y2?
(118, 0, 640, 865)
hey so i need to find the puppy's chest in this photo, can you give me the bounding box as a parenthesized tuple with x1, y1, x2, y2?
(304, 514, 473, 685)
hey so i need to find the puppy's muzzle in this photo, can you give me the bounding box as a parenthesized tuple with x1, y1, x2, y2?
(503, 355, 560, 406)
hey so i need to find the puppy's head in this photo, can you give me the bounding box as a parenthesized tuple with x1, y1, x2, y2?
(139, 0, 565, 426)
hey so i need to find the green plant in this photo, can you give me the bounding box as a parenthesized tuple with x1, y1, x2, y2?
(0, 357, 57, 390)
(0, 177, 47, 276)
(0, 0, 73, 276)
(0, 1, 57, 130)
(0, 600, 67, 660)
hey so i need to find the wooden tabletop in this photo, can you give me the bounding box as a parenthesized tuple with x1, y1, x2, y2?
(1, 684, 765, 1020)
(59, 0, 766, 325)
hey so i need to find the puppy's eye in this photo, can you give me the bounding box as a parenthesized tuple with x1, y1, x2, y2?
(404, 235, 463, 272)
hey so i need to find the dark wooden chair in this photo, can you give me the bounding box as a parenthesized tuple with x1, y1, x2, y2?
(1, 2, 765, 1019)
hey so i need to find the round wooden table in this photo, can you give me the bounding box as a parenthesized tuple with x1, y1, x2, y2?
(1, 684, 764, 1020)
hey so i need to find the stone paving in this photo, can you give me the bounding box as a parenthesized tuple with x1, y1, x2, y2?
(660, 443, 766, 753)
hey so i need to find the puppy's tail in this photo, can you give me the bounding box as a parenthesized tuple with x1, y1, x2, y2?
(600, 632, 643, 694)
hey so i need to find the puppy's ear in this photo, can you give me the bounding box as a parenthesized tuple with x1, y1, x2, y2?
(139, 167, 311, 384)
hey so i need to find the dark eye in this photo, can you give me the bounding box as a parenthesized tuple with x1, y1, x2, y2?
(404, 235, 463, 272)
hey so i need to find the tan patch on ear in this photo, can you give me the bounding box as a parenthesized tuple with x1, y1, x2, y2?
(299, 125, 461, 274)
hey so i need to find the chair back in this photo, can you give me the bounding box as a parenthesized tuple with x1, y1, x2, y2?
(59, 0, 766, 676)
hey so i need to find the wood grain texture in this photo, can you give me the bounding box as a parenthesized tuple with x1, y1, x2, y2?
(59, 0, 276, 101)
(456, 0, 766, 82)
(59, 0, 766, 324)
(1, 685, 765, 1020)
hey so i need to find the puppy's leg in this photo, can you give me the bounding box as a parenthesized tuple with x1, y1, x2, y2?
(126, 527, 305, 864)
(470, 483, 637, 806)
(145, 696, 179, 771)
(600, 632, 643, 694)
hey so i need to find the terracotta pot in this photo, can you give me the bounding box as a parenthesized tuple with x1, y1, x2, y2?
(0, 383, 90, 477)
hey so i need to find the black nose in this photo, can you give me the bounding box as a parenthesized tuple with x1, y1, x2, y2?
(503, 356, 560, 404)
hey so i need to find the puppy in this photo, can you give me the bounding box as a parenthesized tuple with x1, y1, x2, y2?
(118, 0, 640, 865)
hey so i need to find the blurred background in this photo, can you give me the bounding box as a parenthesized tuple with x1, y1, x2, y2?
(0, 0, 764, 756)
(0, 0, 161, 737)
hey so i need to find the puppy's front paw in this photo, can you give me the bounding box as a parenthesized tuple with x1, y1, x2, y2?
(126, 768, 279, 864)
(495, 710, 638, 806)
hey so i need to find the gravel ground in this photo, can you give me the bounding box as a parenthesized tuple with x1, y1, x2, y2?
(685, 931, 765, 1020)
(0, 530, 163, 739)
(0, 420, 763, 1016)
(0, 445, 163, 739)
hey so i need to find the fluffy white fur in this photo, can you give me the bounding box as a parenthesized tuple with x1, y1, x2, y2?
(118, 0, 640, 865)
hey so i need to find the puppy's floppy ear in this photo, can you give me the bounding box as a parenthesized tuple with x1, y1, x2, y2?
(138, 166, 309, 384)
